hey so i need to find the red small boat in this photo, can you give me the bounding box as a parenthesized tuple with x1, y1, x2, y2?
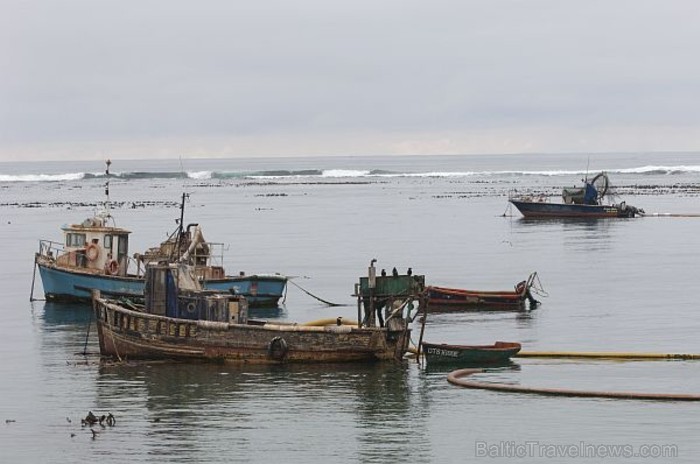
(427, 272, 539, 311)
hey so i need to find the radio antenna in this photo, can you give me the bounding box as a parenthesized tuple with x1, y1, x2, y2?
(103, 159, 112, 217)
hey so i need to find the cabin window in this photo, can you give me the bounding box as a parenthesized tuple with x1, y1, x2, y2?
(118, 236, 128, 254)
(104, 235, 113, 249)
(66, 233, 86, 247)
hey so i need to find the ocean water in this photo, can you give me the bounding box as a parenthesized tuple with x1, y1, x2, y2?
(1, 152, 699, 463)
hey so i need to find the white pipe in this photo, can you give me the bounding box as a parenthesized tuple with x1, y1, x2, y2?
(179, 225, 204, 263)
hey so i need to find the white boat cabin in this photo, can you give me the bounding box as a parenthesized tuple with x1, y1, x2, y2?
(55, 215, 131, 277)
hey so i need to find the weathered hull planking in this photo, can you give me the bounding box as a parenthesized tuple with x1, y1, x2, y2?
(427, 272, 538, 311)
(427, 287, 527, 310)
(94, 299, 411, 363)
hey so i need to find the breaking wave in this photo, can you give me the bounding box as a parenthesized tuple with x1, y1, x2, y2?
(0, 172, 86, 182)
(1, 165, 699, 183)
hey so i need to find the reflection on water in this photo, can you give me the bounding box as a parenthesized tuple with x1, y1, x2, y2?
(424, 360, 522, 375)
(33, 301, 93, 327)
(247, 305, 288, 320)
(426, 310, 539, 332)
(33, 301, 98, 360)
(513, 217, 620, 252)
(93, 361, 432, 463)
(515, 217, 616, 234)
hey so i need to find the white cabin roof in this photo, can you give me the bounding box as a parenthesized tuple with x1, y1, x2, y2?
(61, 216, 131, 235)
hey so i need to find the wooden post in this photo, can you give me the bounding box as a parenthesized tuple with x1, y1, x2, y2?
(356, 286, 362, 329)
(416, 296, 428, 363)
(83, 290, 100, 356)
(29, 258, 38, 302)
(367, 262, 376, 327)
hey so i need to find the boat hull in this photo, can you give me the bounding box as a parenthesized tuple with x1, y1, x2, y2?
(427, 286, 527, 311)
(203, 275, 287, 307)
(509, 200, 637, 218)
(94, 299, 410, 363)
(38, 260, 143, 301)
(427, 273, 538, 311)
(36, 260, 286, 307)
(422, 342, 521, 366)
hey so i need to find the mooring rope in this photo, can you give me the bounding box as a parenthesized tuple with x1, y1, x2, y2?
(447, 368, 700, 401)
(530, 273, 548, 298)
(287, 279, 346, 307)
(641, 213, 700, 218)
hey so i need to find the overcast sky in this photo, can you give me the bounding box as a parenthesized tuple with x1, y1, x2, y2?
(2, 0, 700, 161)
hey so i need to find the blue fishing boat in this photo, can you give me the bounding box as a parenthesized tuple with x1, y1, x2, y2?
(32, 171, 286, 307)
(35, 256, 286, 307)
(509, 172, 644, 218)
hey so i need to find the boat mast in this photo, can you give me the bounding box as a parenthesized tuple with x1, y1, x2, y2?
(176, 192, 189, 257)
(101, 159, 112, 220)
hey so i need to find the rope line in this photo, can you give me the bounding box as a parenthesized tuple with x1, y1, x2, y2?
(530, 273, 548, 298)
(287, 279, 346, 307)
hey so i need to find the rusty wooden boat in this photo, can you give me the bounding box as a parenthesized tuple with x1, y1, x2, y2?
(422, 341, 521, 366)
(427, 272, 539, 311)
(93, 261, 426, 364)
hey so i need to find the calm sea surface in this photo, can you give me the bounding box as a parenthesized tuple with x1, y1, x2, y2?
(1, 153, 699, 463)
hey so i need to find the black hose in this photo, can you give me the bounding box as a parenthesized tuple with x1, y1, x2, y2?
(288, 279, 346, 307)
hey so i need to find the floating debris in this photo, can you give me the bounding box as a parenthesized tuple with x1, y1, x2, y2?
(81, 411, 115, 428)
(0, 200, 180, 210)
(81, 411, 98, 426)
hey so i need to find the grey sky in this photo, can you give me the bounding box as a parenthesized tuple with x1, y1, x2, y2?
(2, 0, 700, 161)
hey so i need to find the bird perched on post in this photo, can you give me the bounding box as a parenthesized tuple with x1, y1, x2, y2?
(381, 269, 386, 277)
(392, 267, 399, 277)
(407, 267, 413, 276)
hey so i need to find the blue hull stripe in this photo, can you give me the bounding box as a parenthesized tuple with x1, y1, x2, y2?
(37, 263, 286, 306)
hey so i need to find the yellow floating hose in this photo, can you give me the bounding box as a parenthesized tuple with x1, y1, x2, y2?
(447, 368, 700, 401)
(516, 351, 700, 360)
(301, 318, 359, 327)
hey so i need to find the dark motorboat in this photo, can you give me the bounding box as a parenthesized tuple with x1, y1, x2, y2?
(422, 341, 522, 366)
(509, 172, 644, 218)
(427, 272, 539, 311)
